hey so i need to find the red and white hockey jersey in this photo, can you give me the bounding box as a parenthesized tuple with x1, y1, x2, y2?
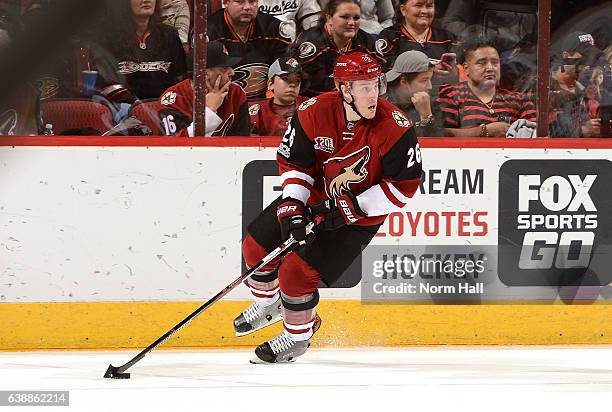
(158, 78, 251, 136)
(277, 91, 423, 226)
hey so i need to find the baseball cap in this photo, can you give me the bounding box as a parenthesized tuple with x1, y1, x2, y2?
(268, 57, 302, 79)
(560, 31, 595, 54)
(385, 51, 434, 82)
(207, 40, 242, 68)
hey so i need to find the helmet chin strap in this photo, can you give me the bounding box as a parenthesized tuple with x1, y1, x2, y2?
(340, 85, 367, 120)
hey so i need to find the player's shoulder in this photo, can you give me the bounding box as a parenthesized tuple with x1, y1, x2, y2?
(295, 91, 337, 117)
(374, 98, 415, 132)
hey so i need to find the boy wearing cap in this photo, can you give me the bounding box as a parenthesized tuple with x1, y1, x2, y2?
(383, 50, 443, 137)
(158, 40, 250, 136)
(249, 57, 307, 136)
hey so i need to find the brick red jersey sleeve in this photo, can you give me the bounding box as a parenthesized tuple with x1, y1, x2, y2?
(276, 113, 317, 204)
(356, 126, 423, 216)
(158, 82, 193, 136)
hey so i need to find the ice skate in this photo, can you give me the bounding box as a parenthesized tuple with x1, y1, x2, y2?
(250, 314, 321, 364)
(233, 297, 282, 337)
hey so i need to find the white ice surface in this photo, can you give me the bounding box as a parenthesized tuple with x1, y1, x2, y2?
(0, 347, 611, 411)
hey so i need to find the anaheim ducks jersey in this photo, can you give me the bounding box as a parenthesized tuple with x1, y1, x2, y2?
(208, 10, 292, 100)
(257, 0, 321, 41)
(92, 24, 187, 102)
(291, 25, 383, 97)
(277, 91, 423, 226)
(158, 79, 250, 136)
(376, 24, 457, 70)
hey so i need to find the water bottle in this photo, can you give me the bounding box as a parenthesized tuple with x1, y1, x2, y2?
(43, 124, 54, 136)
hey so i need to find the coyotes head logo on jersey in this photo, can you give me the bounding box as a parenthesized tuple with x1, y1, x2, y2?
(324, 146, 371, 198)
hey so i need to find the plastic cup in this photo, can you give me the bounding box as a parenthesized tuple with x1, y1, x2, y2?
(81, 70, 98, 97)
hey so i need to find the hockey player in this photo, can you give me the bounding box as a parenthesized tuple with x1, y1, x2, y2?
(236, 52, 423, 363)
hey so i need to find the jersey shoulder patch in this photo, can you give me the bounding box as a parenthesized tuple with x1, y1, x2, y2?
(248, 103, 260, 116)
(375, 38, 388, 55)
(392, 110, 412, 128)
(161, 91, 177, 106)
(279, 21, 292, 40)
(298, 41, 317, 59)
(298, 97, 317, 111)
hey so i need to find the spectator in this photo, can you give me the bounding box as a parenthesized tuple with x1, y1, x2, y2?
(383, 50, 443, 136)
(208, 0, 292, 100)
(319, 0, 394, 35)
(438, 37, 536, 137)
(18, 1, 83, 100)
(258, 0, 321, 41)
(292, 0, 380, 97)
(377, 0, 457, 79)
(584, 67, 610, 121)
(90, 0, 187, 105)
(0, 7, 41, 136)
(158, 40, 250, 136)
(549, 32, 602, 137)
(249, 57, 307, 136)
(604, 45, 612, 66)
(160, 0, 191, 50)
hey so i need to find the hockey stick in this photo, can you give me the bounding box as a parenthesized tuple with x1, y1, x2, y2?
(103, 225, 312, 379)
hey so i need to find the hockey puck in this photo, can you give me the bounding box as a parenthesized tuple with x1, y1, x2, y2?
(104, 364, 131, 379)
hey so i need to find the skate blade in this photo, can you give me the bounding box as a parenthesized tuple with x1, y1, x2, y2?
(235, 316, 283, 337)
(249, 356, 296, 364)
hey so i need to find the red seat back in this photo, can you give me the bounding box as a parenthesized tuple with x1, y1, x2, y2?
(130, 100, 164, 136)
(41, 99, 113, 135)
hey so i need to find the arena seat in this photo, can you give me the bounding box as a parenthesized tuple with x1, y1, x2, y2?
(41, 99, 114, 135)
(129, 99, 164, 136)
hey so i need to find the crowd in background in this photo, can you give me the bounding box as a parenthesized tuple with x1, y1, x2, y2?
(0, 0, 611, 137)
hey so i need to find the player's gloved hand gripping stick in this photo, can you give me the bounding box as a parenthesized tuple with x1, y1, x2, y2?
(309, 192, 367, 230)
(103, 222, 314, 379)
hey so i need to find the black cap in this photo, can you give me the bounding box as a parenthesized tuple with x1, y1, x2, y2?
(207, 40, 242, 68)
(561, 31, 595, 55)
(268, 57, 303, 79)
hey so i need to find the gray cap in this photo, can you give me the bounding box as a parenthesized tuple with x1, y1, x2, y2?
(386, 51, 433, 82)
(268, 57, 302, 79)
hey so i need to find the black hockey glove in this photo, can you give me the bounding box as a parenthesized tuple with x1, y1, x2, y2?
(310, 192, 367, 231)
(277, 198, 312, 245)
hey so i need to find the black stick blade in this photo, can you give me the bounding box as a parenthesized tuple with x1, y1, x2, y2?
(104, 364, 131, 379)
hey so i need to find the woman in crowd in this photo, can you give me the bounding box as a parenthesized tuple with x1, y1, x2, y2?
(91, 0, 187, 106)
(319, 0, 394, 35)
(292, 0, 381, 96)
(377, 0, 457, 79)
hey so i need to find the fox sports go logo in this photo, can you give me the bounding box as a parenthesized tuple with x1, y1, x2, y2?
(516, 174, 596, 269)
